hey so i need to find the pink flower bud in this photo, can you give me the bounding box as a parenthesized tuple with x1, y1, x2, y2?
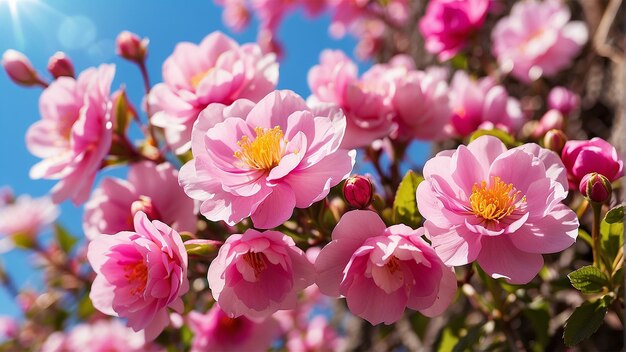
(532, 109, 564, 138)
(543, 129, 568, 154)
(115, 31, 148, 62)
(47, 52, 75, 78)
(343, 175, 374, 209)
(580, 173, 612, 203)
(548, 86, 579, 115)
(2, 49, 45, 87)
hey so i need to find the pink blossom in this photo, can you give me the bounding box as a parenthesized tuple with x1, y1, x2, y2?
(2, 49, 46, 87)
(286, 315, 343, 352)
(26, 64, 115, 204)
(47, 51, 75, 79)
(217, 0, 251, 32)
(40, 319, 157, 352)
(148, 31, 278, 154)
(187, 304, 280, 352)
(492, 0, 588, 83)
(561, 137, 624, 189)
(548, 86, 579, 115)
(0, 316, 17, 340)
(419, 0, 489, 61)
(179, 90, 355, 229)
(448, 71, 524, 137)
(315, 210, 457, 324)
(308, 50, 396, 148)
(116, 31, 149, 63)
(83, 161, 196, 240)
(392, 66, 452, 141)
(0, 193, 58, 244)
(88, 211, 189, 340)
(416, 136, 579, 284)
(207, 228, 315, 318)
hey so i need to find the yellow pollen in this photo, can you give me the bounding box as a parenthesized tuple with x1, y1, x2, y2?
(234, 126, 285, 170)
(243, 251, 267, 277)
(190, 68, 214, 88)
(469, 176, 523, 221)
(124, 261, 148, 296)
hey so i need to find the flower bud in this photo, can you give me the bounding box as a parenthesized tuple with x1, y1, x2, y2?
(2, 49, 45, 87)
(532, 109, 564, 138)
(115, 31, 148, 63)
(47, 51, 75, 78)
(130, 195, 161, 220)
(548, 86, 579, 115)
(580, 172, 612, 203)
(543, 129, 568, 154)
(343, 175, 374, 209)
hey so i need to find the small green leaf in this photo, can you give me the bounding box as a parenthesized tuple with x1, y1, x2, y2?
(604, 205, 624, 224)
(392, 171, 423, 228)
(563, 295, 611, 346)
(113, 88, 135, 135)
(54, 223, 77, 254)
(468, 129, 518, 148)
(568, 265, 609, 293)
(600, 218, 623, 265)
(184, 240, 221, 257)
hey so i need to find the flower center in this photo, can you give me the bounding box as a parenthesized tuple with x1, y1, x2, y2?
(124, 261, 148, 296)
(190, 68, 214, 89)
(386, 257, 401, 274)
(469, 176, 523, 221)
(234, 126, 285, 170)
(242, 251, 267, 277)
(130, 195, 161, 222)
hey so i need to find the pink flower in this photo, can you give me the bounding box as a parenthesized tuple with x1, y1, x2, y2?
(116, 31, 149, 63)
(207, 228, 315, 318)
(179, 90, 355, 229)
(392, 66, 452, 141)
(41, 319, 156, 352)
(47, 51, 75, 79)
(187, 304, 280, 352)
(315, 210, 457, 325)
(548, 86, 579, 115)
(416, 136, 579, 284)
(2, 49, 46, 87)
(0, 316, 17, 340)
(217, 0, 251, 32)
(492, 0, 588, 83)
(419, 0, 489, 61)
(148, 31, 278, 154)
(0, 193, 59, 245)
(286, 315, 343, 352)
(83, 161, 196, 240)
(308, 50, 396, 148)
(26, 64, 115, 204)
(448, 71, 524, 137)
(88, 211, 189, 340)
(561, 137, 624, 189)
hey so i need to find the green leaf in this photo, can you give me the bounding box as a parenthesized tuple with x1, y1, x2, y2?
(568, 265, 609, 293)
(604, 205, 624, 224)
(54, 223, 77, 254)
(77, 295, 95, 319)
(392, 171, 423, 228)
(600, 217, 623, 265)
(452, 324, 484, 352)
(468, 129, 518, 148)
(437, 326, 460, 352)
(563, 295, 611, 346)
(113, 88, 135, 135)
(184, 240, 221, 257)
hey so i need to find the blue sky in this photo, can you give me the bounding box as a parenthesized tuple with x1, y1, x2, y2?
(0, 0, 427, 317)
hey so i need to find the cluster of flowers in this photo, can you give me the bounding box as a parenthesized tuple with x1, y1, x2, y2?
(0, 0, 622, 349)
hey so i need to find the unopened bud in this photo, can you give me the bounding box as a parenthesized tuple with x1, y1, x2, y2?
(116, 31, 148, 63)
(130, 196, 161, 220)
(533, 109, 564, 138)
(580, 172, 612, 203)
(47, 52, 75, 78)
(543, 129, 568, 154)
(2, 49, 46, 87)
(548, 86, 579, 115)
(343, 175, 374, 209)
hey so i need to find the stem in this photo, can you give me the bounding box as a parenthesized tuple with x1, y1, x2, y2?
(591, 202, 602, 268)
(138, 61, 151, 96)
(33, 244, 91, 286)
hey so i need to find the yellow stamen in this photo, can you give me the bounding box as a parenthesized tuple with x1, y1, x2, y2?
(469, 176, 524, 221)
(190, 68, 214, 88)
(234, 126, 285, 170)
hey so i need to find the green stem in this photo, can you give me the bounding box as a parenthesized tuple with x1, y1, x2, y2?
(591, 202, 602, 268)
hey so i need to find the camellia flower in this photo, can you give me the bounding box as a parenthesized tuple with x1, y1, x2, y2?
(179, 90, 355, 229)
(187, 304, 280, 352)
(88, 211, 189, 340)
(148, 31, 278, 154)
(561, 137, 624, 189)
(308, 50, 397, 148)
(40, 319, 153, 352)
(448, 71, 524, 137)
(492, 0, 588, 83)
(416, 136, 579, 284)
(0, 193, 59, 244)
(315, 210, 457, 325)
(207, 228, 315, 318)
(26, 64, 115, 204)
(419, 0, 490, 61)
(83, 161, 196, 240)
